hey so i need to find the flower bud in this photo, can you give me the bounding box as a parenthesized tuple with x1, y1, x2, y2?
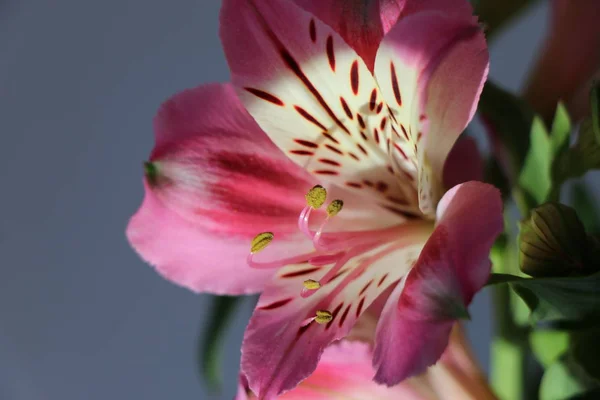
(519, 203, 589, 277)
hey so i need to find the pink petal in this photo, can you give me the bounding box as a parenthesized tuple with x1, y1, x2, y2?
(278, 341, 425, 400)
(127, 83, 315, 294)
(442, 137, 484, 190)
(127, 183, 275, 294)
(293, 0, 403, 71)
(374, 12, 488, 215)
(294, 0, 474, 71)
(220, 0, 422, 216)
(241, 223, 431, 398)
(373, 182, 503, 385)
(237, 341, 427, 400)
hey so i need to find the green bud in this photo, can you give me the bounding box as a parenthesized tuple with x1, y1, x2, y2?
(519, 203, 589, 277)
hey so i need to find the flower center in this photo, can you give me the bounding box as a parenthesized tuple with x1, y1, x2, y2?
(247, 185, 433, 306)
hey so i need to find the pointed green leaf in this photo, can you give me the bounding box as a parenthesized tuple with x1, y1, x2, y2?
(519, 117, 552, 205)
(530, 330, 569, 368)
(550, 103, 572, 154)
(487, 272, 600, 324)
(198, 295, 242, 390)
(540, 358, 599, 400)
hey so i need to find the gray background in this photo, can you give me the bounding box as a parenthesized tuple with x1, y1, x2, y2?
(0, 1, 547, 399)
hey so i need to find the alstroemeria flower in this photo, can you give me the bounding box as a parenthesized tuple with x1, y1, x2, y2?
(127, 0, 503, 397)
(237, 327, 497, 400)
(217, 0, 500, 396)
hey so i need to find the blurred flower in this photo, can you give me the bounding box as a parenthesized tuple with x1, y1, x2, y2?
(523, 0, 600, 121)
(127, 0, 502, 397)
(236, 325, 497, 400)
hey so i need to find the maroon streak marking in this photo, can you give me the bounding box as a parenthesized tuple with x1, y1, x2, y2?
(318, 158, 341, 167)
(390, 62, 402, 106)
(350, 61, 359, 95)
(281, 267, 321, 278)
(294, 139, 318, 148)
(326, 35, 336, 71)
(309, 19, 317, 42)
(259, 298, 293, 310)
(244, 87, 284, 106)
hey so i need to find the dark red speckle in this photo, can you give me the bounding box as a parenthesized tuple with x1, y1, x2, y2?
(339, 304, 351, 327)
(325, 144, 343, 155)
(244, 87, 284, 106)
(326, 35, 336, 72)
(259, 298, 293, 310)
(309, 19, 317, 42)
(357, 114, 366, 129)
(319, 158, 341, 167)
(356, 297, 366, 317)
(340, 97, 353, 120)
(369, 89, 377, 111)
(290, 150, 314, 156)
(295, 105, 327, 131)
(314, 169, 339, 175)
(350, 61, 359, 95)
(390, 62, 402, 106)
(294, 139, 318, 148)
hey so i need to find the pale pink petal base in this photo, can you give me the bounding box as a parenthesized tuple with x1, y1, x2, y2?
(373, 182, 503, 385)
(127, 183, 276, 294)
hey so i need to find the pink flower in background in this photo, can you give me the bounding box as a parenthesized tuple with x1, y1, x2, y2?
(237, 326, 497, 400)
(127, 0, 502, 398)
(524, 0, 600, 120)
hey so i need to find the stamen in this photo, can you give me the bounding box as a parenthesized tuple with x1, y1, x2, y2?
(250, 232, 274, 253)
(298, 205, 313, 238)
(247, 251, 317, 270)
(326, 199, 344, 217)
(314, 310, 333, 324)
(303, 279, 321, 290)
(305, 185, 327, 209)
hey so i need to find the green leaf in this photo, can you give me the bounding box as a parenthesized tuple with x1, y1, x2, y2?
(571, 327, 600, 383)
(591, 83, 600, 145)
(487, 272, 600, 324)
(540, 358, 599, 400)
(198, 295, 242, 390)
(518, 104, 573, 206)
(550, 103, 572, 154)
(572, 183, 600, 235)
(519, 117, 552, 205)
(567, 119, 600, 177)
(530, 330, 569, 368)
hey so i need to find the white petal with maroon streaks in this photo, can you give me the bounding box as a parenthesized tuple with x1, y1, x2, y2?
(220, 0, 420, 215)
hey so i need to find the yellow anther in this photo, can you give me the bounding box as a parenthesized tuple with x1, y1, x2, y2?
(326, 199, 344, 217)
(250, 232, 274, 253)
(305, 185, 327, 209)
(315, 310, 333, 324)
(303, 279, 321, 290)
